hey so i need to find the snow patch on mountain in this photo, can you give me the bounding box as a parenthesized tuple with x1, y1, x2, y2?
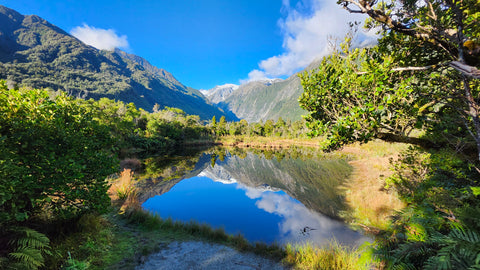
(200, 84, 240, 104)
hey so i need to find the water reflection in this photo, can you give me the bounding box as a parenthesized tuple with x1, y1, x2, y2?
(238, 185, 369, 246)
(142, 150, 369, 246)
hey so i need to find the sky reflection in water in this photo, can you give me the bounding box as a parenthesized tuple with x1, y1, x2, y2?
(142, 169, 370, 247)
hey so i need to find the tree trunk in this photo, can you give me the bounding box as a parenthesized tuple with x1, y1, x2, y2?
(463, 77, 480, 162)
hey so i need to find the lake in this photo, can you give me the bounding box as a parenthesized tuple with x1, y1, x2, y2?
(138, 147, 370, 247)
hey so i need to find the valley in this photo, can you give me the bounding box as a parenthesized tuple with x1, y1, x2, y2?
(1, 2, 480, 270)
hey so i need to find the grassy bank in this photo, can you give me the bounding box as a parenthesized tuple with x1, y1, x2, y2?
(216, 135, 323, 148)
(339, 140, 409, 230)
(63, 207, 370, 269)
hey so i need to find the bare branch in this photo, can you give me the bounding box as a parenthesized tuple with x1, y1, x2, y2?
(450, 61, 480, 79)
(355, 61, 480, 79)
(425, 0, 437, 20)
(356, 62, 450, 75)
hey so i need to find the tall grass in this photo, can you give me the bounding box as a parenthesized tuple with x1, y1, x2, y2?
(108, 168, 140, 215)
(109, 168, 136, 201)
(284, 241, 372, 270)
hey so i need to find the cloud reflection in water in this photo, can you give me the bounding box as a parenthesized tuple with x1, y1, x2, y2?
(143, 168, 370, 247)
(238, 184, 370, 247)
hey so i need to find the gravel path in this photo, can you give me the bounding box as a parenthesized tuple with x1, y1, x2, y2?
(135, 241, 288, 270)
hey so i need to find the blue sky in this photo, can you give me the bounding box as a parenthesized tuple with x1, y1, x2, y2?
(0, 0, 374, 90)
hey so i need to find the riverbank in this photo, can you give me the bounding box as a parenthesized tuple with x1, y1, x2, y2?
(215, 135, 322, 148)
(74, 207, 367, 269)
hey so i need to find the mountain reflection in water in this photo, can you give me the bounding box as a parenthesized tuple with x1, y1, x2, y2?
(142, 151, 370, 247)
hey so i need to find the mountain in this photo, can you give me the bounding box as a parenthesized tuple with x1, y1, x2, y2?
(203, 73, 313, 122)
(200, 84, 239, 104)
(135, 150, 353, 218)
(0, 5, 229, 120)
(205, 152, 352, 218)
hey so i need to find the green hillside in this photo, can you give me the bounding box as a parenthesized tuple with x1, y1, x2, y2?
(0, 5, 227, 120)
(206, 61, 325, 122)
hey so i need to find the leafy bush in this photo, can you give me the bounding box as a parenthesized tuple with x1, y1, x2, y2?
(0, 80, 117, 225)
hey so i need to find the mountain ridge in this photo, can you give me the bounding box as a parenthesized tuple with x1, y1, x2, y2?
(205, 75, 306, 122)
(202, 60, 322, 122)
(0, 5, 229, 120)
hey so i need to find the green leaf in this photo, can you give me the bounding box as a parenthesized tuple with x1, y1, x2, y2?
(472, 187, 480, 196)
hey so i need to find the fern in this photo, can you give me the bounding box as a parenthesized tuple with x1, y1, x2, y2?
(6, 227, 52, 270)
(9, 248, 45, 269)
(11, 227, 52, 252)
(424, 227, 480, 270)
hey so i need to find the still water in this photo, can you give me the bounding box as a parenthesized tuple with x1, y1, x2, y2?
(141, 148, 370, 247)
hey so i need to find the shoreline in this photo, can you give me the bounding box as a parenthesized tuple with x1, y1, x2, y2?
(105, 138, 407, 269)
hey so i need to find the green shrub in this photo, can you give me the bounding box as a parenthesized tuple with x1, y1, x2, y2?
(0, 81, 117, 225)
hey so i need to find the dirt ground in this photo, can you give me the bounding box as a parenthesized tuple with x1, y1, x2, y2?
(135, 241, 287, 270)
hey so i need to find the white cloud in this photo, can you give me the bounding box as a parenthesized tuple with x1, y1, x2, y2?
(240, 70, 269, 84)
(245, 0, 376, 82)
(70, 24, 129, 51)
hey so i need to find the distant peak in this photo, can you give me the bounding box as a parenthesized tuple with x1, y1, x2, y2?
(201, 83, 239, 94)
(215, 83, 239, 90)
(201, 83, 240, 102)
(244, 78, 283, 86)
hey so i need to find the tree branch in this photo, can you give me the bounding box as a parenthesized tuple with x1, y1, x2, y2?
(450, 61, 480, 79)
(338, 0, 458, 57)
(356, 62, 450, 75)
(355, 61, 480, 79)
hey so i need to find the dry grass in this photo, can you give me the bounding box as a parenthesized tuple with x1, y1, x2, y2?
(217, 135, 322, 148)
(108, 168, 140, 213)
(339, 140, 409, 230)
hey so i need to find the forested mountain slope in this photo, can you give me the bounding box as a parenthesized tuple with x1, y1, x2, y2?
(203, 61, 322, 122)
(0, 5, 228, 120)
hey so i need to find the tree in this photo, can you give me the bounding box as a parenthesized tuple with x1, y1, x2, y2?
(300, 37, 423, 150)
(0, 81, 117, 225)
(264, 120, 275, 136)
(211, 115, 217, 129)
(276, 117, 286, 128)
(238, 119, 248, 133)
(217, 116, 227, 136)
(335, 0, 480, 159)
